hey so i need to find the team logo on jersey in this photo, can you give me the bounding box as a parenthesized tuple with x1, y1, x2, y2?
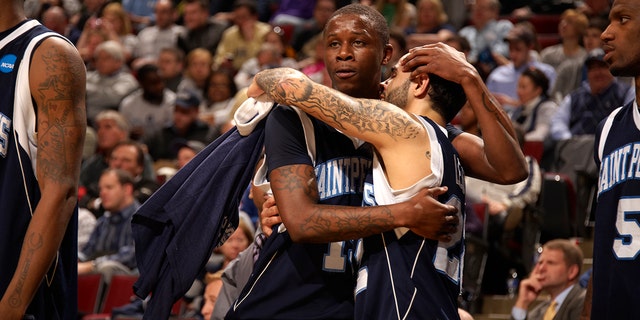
(1, 113, 11, 157)
(315, 157, 372, 200)
(0, 54, 17, 73)
(598, 142, 640, 196)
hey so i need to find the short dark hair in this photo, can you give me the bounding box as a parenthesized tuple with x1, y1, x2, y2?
(234, 0, 258, 15)
(326, 4, 390, 47)
(185, 0, 209, 11)
(505, 21, 537, 48)
(588, 16, 609, 32)
(206, 70, 238, 98)
(444, 35, 471, 54)
(521, 67, 550, 97)
(389, 30, 407, 54)
(136, 64, 160, 83)
(428, 74, 466, 123)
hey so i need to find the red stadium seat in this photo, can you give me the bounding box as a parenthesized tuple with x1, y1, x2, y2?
(523, 140, 544, 163)
(78, 274, 102, 315)
(82, 275, 138, 320)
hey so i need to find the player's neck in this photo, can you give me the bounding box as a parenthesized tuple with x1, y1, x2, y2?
(0, 7, 26, 33)
(405, 101, 445, 126)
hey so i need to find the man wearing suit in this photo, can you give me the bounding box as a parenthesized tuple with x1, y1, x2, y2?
(511, 239, 586, 320)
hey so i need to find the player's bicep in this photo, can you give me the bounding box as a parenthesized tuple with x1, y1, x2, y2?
(30, 37, 86, 186)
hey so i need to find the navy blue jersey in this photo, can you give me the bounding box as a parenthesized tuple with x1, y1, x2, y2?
(0, 20, 78, 319)
(591, 101, 640, 319)
(355, 116, 465, 320)
(227, 105, 372, 319)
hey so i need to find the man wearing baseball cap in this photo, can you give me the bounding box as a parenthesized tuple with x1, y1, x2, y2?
(550, 48, 635, 141)
(145, 90, 219, 161)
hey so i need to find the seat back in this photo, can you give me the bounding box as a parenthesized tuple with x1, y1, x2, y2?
(273, 24, 295, 44)
(538, 172, 576, 243)
(78, 274, 102, 315)
(99, 275, 138, 314)
(523, 141, 544, 164)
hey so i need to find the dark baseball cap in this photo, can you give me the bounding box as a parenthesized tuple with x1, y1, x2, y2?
(584, 48, 607, 68)
(175, 90, 201, 109)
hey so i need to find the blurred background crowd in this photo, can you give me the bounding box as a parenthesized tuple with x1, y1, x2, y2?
(38, 0, 622, 318)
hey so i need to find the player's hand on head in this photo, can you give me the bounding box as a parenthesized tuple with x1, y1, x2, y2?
(400, 43, 476, 84)
(406, 187, 458, 241)
(260, 195, 281, 237)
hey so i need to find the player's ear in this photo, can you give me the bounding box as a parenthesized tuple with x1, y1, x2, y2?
(413, 75, 430, 98)
(381, 43, 393, 65)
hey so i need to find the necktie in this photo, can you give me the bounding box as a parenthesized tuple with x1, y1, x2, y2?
(542, 300, 557, 320)
(253, 233, 267, 263)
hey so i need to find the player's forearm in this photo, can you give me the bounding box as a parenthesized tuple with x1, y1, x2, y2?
(270, 165, 409, 243)
(463, 75, 528, 183)
(254, 68, 420, 147)
(0, 192, 76, 317)
(462, 74, 516, 142)
(255, 67, 351, 132)
(284, 202, 413, 243)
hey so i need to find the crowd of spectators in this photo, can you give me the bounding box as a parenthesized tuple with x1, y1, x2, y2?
(33, 0, 622, 318)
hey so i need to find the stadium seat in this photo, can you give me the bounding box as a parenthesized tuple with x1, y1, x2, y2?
(538, 172, 577, 243)
(101, 275, 138, 314)
(523, 140, 544, 164)
(78, 274, 102, 315)
(83, 275, 138, 320)
(529, 14, 562, 34)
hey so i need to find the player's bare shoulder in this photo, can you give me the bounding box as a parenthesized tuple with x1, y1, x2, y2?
(29, 36, 86, 107)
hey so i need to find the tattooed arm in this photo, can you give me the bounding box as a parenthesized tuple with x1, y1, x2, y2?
(401, 43, 528, 184)
(0, 37, 86, 318)
(249, 67, 425, 152)
(250, 68, 439, 190)
(268, 163, 456, 243)
(254, 73, 458, 243)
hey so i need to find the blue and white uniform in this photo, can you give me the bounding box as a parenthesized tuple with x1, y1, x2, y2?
(0, 19, 78, 319)
(592, 101, 640, 319)
(227, 105, 372, 319)
(355, 116, 465, 320)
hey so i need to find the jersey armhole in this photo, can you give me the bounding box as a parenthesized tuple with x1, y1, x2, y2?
(292, 107, 316, 165)
(597, 107, 623, 162)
